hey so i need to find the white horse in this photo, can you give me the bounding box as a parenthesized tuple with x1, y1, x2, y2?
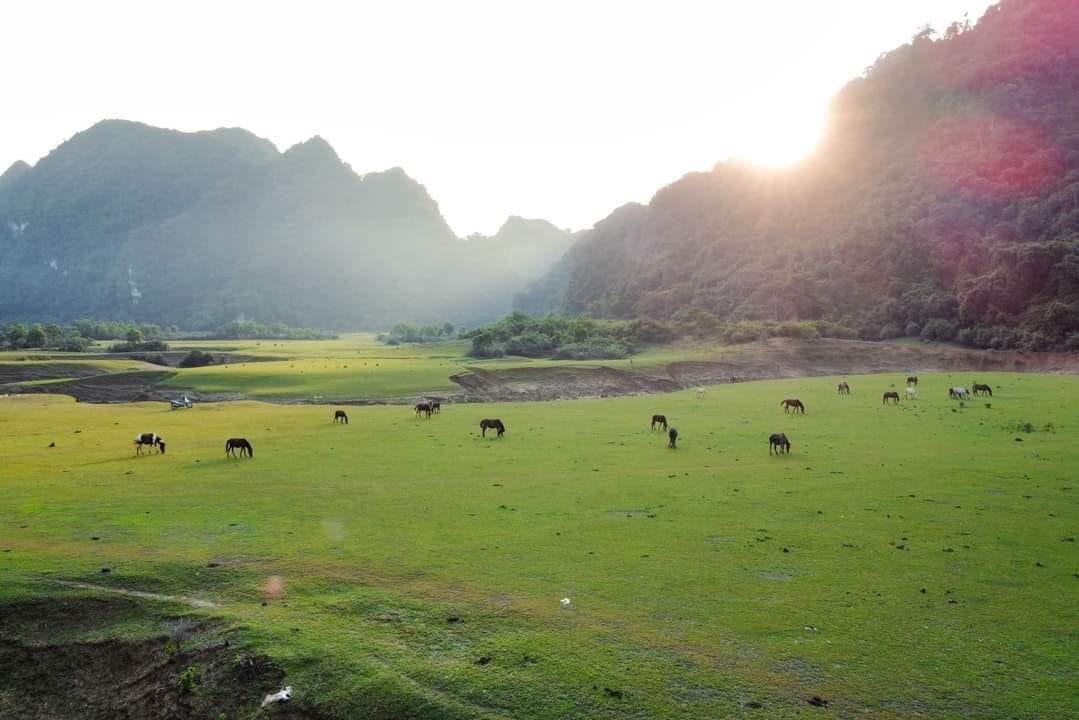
(905, 386, 918, 400)
(134, 432, 166, 454)
(695, 387, 706, 399)
(949, 387, 970, 400)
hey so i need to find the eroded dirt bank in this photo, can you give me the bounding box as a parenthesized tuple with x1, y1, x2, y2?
(0, 597, 320, 720)
(452, 339, 1079, 402)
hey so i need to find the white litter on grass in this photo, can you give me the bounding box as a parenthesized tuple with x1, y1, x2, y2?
(561, 597, 571, 607)
(261, 686, 293, 708)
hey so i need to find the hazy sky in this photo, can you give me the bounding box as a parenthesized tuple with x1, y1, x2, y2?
(2, 0, 995, 236)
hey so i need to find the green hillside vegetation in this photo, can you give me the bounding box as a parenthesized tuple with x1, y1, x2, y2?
(2, 373, 1076, 718)
(0, 125, 575, 329)
(519, 0, 1079, 350)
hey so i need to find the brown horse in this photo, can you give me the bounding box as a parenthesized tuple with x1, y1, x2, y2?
(882, 391, 900, 404)
(480, 419, 505, 437)
(667, 427, 678, 448)
(780, 399, 806, 414)
(906, 376, 918, 386)
(972, 383, 993, 397)
(430, 401, 441, 414)
(415, 402, 433, 418)
(768, 433, 791, 455)
(225, 438, 253, 458)
(333, 410, 348, 424)
(837, 382, 850, 395)
(651, 414, 668, 430)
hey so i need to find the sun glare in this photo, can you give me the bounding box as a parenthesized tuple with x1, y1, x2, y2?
(730, 102, 829, 168)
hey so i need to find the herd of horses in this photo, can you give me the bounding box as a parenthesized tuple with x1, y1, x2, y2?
(133, 375, 996, 460)
(830, 376, 994, 405)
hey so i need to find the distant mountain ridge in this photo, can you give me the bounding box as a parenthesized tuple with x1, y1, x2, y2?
(517, 0, 1079, 350)
(0, 120, 574, 328)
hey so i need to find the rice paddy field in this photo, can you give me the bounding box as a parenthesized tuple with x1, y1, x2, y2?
(1, 362, 1077, 718)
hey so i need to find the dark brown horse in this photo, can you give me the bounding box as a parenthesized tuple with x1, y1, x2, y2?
(668, 427, 678, 448)
(430, 401, 441, 414)
(480, 418, 505, 437)
(972, 383, 993, 397)
(415, 402, 433, 418)
(134, 433, 166, 455)
(882, 391, 900, 404)
(225, 438, 253, 458)
(780, 399, 806, 414)
(769, 433, 791, 455)
(333, 410, 348, 424)
(906, 376, 918, 386)
(651, 414, 668, 430)
(837, 382, 850, 395)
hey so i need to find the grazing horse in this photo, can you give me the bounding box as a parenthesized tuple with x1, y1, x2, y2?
(972, 383, 993, 397)
(768, 433, 791, 455)
(949, 387, 970, 400)
(882, 391, 900, 404)
(837, 382, 850, 395)
(134, 433, 166, 455)
(905, 386, 918, 400)
(430, 401, 441, 414)
(480, 418, 505, 437)
(333, 410, 348, 424)
(667, 427, 678, 449)
(906, 376, 918, 386)
(225, 438, 253, 458)
(780, 399, 806, 414)
(651, 414, 668, 431)
(415, 402, 433, 418)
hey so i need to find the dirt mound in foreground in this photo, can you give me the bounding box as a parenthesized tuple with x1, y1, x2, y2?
(0, 598, 320, 720)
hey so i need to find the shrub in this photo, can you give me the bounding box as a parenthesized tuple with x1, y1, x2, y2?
(920, 318, 957, 341)
(176, 666, 202, 693)
(904, 321, 921, 337)
(178, 350, 215, 368)
(879, 323, 902, 340)
(552, 339, 631, 359)
(57, 337, 90, 352)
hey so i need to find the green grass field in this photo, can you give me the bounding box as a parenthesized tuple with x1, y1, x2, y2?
(159, 336, 718, 400)
(2, 373, 1077, 718)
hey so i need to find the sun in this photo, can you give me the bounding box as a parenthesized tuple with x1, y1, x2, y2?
(730, 102, 829, 168)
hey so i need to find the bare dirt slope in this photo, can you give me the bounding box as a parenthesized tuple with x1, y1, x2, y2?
(0, 363, 112, 385)
(0, 597, 321, 720)
(6, 371, 237, 404)
(450, 339, 1079, 401)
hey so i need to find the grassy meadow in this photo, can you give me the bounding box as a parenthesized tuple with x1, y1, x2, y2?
(159, 334, 722, 400)
(1, 371, 1077, 718)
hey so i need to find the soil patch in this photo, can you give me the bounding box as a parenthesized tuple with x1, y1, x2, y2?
(450, 365, 679, 401)
(0, 363, 110, 385)
(0, 598, 321, 720)
(451, 339, 1079, 402)
(8, 371, 237, 404)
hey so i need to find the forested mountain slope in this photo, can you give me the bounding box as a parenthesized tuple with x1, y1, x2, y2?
(520, 0, 1079, 350)
(0, 122, 574, 328)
